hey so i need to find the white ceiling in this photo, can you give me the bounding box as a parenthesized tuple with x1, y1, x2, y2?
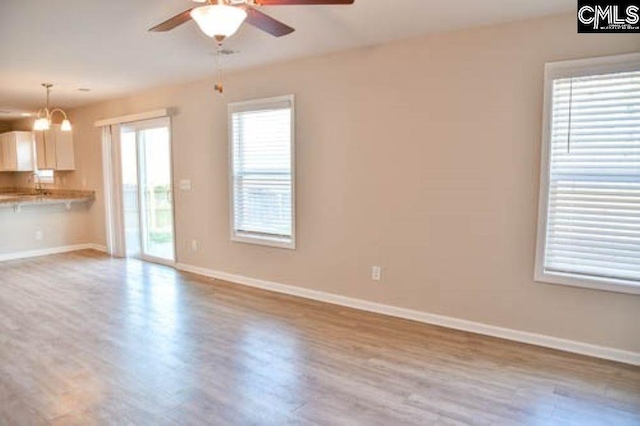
(0, 0, 574, 120)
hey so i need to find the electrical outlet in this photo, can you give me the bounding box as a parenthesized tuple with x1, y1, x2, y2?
(35, 230, 43, 241)
(191, 239, 199, 252)
(371, 266, 382, 281)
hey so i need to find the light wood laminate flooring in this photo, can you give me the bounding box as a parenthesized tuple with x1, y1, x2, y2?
(1, 250, 639, 425)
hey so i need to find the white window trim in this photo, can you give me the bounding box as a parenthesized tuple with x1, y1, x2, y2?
(228, 95, 296, 250)
(535, 52, 640, 295)
(35, 169, 55, 183)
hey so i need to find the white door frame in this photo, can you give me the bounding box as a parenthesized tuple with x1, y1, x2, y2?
(97, 109, 173, 261)
(133, 118, 176, 266)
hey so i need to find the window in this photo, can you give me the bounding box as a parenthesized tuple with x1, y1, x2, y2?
(536, 53, 640, 295)
(36, 169, 54, 183)
(229, 95, 295, 249)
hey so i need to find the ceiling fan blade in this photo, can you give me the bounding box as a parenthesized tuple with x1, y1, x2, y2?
(149, 9, 194, 32)
(243, 7, 295, 37)
(255, 0, 354, 5)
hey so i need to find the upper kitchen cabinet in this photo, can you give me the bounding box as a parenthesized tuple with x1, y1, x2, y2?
(35, 125, 75, 171)
(0, 131, 35, 172)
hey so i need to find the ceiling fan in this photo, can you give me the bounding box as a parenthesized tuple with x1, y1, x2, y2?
(150, 0, 355, 44)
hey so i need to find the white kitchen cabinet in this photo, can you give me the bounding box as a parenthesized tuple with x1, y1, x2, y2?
(0, 131, 35, 172)
(35, 125, 75, 171)
(35, 130, 56, 170)
(0, 133, 13, 171)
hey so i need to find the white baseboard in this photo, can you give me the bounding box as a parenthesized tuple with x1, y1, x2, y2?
(176, 262, 640, 366)
(87, 243, 108, 253)
(0, 243, 107, 262)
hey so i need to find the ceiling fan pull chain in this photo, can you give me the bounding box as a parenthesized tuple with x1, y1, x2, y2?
(214, 48, 224, 94)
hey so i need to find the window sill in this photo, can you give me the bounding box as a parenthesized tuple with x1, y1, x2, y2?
(535, 270, 640, 295)
(232, 233, 295, 250)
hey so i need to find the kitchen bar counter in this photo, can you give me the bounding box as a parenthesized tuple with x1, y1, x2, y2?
(0, 188, 95, 210)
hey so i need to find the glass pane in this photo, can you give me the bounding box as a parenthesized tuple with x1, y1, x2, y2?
(121, 131, 141, 258)
(139, 127, 174, 261)
(232, 107, 292, 239)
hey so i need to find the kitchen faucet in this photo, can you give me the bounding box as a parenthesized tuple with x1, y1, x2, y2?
(29, 172, 44, 195)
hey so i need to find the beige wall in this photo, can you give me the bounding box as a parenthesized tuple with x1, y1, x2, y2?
(70, 13, 640, 353)
(0, 173, 15, 188)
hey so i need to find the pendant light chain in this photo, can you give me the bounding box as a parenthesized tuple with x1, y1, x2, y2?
(45, 84, 51, 111)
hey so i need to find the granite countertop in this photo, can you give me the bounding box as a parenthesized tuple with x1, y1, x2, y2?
(0, 187, 95, 209)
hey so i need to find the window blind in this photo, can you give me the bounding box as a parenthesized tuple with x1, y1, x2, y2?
(544, 70, 640, 284)
(230, 98, 293, 246)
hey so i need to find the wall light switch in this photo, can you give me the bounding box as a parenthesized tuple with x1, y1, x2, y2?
(180, 179, 192, 191)
(371, 266, 382, 281)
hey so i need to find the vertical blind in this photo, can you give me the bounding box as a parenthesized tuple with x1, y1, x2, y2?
(230, 99, 293, 244)
(544, 70, 640, 283)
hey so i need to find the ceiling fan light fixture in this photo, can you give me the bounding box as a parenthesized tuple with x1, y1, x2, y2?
(190, 4, 247, 39)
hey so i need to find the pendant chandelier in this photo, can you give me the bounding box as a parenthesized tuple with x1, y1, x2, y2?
(33, 83, 72, 132)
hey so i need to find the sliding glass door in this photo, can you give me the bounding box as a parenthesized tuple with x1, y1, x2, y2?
(121, 118, 175, 264)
